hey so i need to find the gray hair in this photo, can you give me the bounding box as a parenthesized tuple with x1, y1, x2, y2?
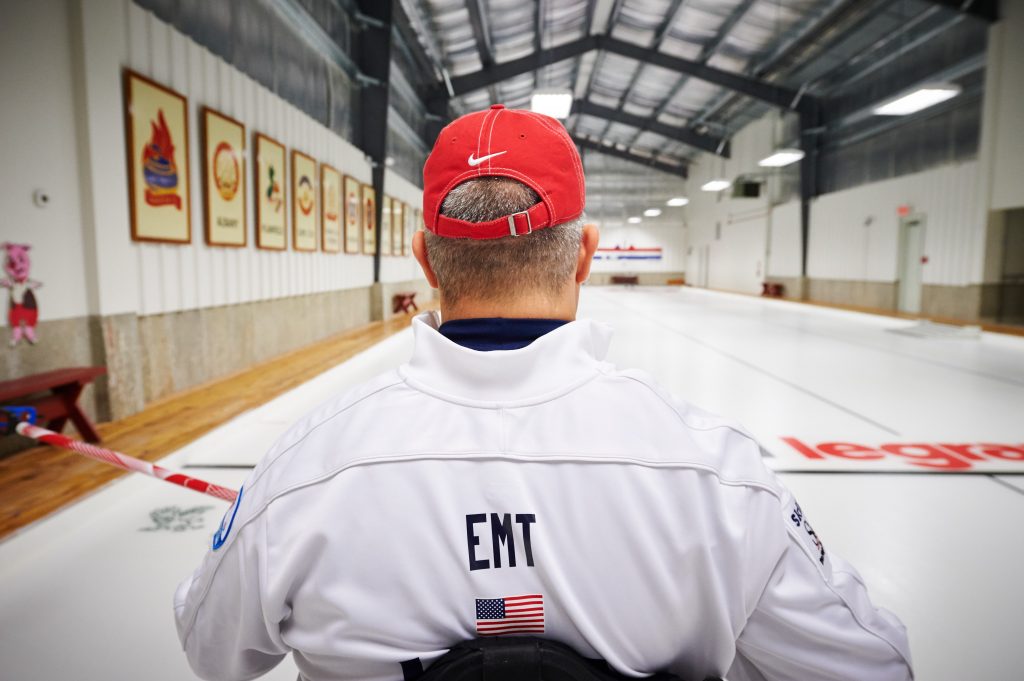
(424, 177, 584, 307)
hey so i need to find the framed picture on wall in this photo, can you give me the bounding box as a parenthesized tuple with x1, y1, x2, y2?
(380, 195, 393, 257)
(254, 132, 287, 250)
(201, 107, 246, 247)
(392, 200, 404, 256)
(343, 175, 362, 254)
(320, 164, 342, 253)
(123, 69, 191, 243)
(362, 184, 376, 255)
(413, 208, 423, 256)
(403, 204, 415, 257)
(292, 150, 317, 251)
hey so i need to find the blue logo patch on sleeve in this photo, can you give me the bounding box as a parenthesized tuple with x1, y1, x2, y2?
(212, 485, 244, 551)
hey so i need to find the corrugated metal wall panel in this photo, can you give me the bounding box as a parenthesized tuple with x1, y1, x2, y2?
(121, 1, 398, 317)
(134, 0, 359, 145)
(808, 160, 984, 286)
(688, 90, 988, 291)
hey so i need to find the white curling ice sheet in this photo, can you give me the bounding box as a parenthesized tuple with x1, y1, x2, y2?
(587, 287, 1024, 474)
(183, 286, 1024, 474)
(1, 286, 1023, 681)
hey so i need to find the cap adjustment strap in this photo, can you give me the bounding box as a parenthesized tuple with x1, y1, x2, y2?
(507, 211, 532, 237)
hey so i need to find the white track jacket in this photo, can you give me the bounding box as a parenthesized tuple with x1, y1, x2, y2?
(175, 312, 913, 681)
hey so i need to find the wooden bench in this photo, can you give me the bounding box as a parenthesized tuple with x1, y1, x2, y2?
(610, 275, 640, 285)
(0, 367, 107, 442)
(392, 291, 419, 315)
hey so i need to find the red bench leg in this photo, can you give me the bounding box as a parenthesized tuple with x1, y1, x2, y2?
(53, 382, 101, 442)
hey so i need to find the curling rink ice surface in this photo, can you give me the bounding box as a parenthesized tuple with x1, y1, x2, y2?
(2, 286, 1023, 681)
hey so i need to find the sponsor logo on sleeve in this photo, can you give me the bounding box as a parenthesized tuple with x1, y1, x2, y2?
(786, 498, 829, 571)
(212, 485, 244, 551)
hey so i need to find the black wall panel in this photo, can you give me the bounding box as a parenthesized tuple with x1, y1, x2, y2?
(134, 0, 358, 146)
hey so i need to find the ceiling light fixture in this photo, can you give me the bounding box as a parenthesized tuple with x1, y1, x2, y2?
(643, 208, 662, 217)
(758, 148, 805, 167)
(530, 90, 574, 119)
(701, 179, 732, 192)
(627, 216, 642, 224)
(666, 197, 689, 206)
(872, 83, 961, 116)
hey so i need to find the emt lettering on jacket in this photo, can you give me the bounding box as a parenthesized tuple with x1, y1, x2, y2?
(465, 513, 536, 571)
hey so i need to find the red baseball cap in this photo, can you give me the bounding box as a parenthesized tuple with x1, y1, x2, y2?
(422, 104, 585, 239)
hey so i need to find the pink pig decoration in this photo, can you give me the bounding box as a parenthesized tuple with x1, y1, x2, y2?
(1, 243, 43, 346)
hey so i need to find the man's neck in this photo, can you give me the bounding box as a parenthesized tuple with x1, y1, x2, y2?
(440, 290, 579, 323)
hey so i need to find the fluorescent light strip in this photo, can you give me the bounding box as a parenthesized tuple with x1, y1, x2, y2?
(627, 216, 642, 224)
(530, 91, 573, 119)
(701, 179, 731, 192)
(872, 84, 961, 116)
(643, 208, 662, 217)
(666, 197, 689, 206)
(758, 149, 805, 167)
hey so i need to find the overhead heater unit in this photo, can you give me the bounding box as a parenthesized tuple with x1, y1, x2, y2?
(731, 180, 762, 199)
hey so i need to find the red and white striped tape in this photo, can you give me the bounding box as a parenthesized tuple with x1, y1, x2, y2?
(16, 422, 238, 502)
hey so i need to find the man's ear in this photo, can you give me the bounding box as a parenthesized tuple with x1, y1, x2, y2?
(575, 223, 600, 284)
(412, 231, 439, 289)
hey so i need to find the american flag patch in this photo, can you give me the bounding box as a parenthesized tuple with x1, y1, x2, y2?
(475, 594, 545, 635)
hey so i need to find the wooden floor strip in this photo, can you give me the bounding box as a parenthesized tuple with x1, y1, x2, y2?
(0, 311, 426, 541)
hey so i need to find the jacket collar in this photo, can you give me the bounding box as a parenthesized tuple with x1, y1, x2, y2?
(399, 311, 614, 405)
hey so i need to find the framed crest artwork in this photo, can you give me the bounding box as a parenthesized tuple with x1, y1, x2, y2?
(392, 200, 404, 256)
(343, 175, 361, 254)
(361, 184, 376, 255)
(201, 107, 246, 247)
(123, 69, 191, 243)
(403, 204, 415, 256)
(380, 195, 392, 257)
(254, 133, 287, 250)
(292, 151, 317, 251)
(320, 164, 342, 253)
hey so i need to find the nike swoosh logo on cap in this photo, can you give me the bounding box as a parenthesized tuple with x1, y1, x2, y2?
(467, 150, 507, 167)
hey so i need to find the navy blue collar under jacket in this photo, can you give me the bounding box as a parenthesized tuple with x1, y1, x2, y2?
(437, 317, 569, 352)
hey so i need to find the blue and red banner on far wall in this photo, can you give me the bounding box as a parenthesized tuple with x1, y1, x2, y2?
(595, 246, 663, 261)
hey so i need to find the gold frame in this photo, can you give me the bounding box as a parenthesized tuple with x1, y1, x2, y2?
(123, 69, 192, 244)
(343, 175, 362, 254)
(200, 106, 246, 248)
(361, 183, 377, 256)
(320, 163, 343, 253)
(253, 132, 287, 251)
(291, 150, 318, 252)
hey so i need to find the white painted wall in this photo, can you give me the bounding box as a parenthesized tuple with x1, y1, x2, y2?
(0, 0, 91, 324)
(685, 110, 988, 291)
(807, 161, 985, 285)
(592, 221, 687, 274)
(768, 200, 801, 278)
(67, 0, 422, 319)
(980, 0, 1024, 212)
(682, 117, 777, 294)
(684, 204, 770, 294)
